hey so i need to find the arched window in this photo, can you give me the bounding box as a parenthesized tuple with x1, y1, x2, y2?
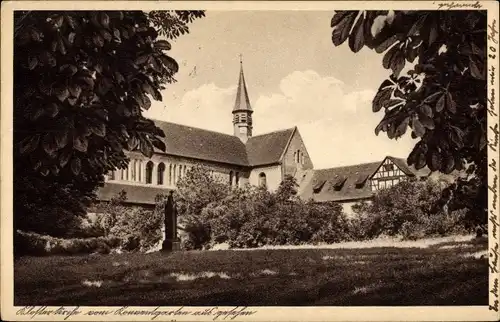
(229, 171, 234, 186)
(178, 165, 182, 181)
(235, 172, 240, 186)
(109, 170, 115, 180)
(259, 172, 267, 188)
(121, 169, 126, 180)
(125, 166, 129, 181)
(173, 164, 177, 184)
(157, 162, 165, 185)
(169, 164, 173, 185)
(145, 161, 154, 184)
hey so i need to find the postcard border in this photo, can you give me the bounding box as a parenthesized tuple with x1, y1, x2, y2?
(1, 1, 499, 321)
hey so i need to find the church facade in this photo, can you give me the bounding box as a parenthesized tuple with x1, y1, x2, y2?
(96, 62, 428, 212)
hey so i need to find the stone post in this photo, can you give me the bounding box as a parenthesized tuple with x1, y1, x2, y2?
(127, 162, 132, 181)
(162, 191, 181, 251)
(136, 161, 141, 183)
(152, 162, 158, 185)
(140, 161, 145, 183)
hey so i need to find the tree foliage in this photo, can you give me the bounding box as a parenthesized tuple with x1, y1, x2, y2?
(14, 10, 204, 235)
(14, 173, 95, 237)
(14, 10, 204, 178)
(331, 11, 487, 225)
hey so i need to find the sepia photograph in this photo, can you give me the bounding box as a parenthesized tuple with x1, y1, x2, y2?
(1, 1, 499, 320)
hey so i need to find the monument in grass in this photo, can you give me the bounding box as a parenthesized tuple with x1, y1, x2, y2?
(162, 191, 181, 251)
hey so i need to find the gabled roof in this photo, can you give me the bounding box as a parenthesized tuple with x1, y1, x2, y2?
(97, 182, 172, 205)
(372, 156, 415, 177)
(380, 156, 431, 178)
(245, 127, 296, 166)
(233, 62, 252, 113)
(299, 156, 428, 203)
(154, 121, 249, 166)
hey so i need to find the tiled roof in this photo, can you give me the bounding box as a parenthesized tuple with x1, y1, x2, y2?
(300, 161, 381, 202)
(299, 156, 428, 203)
(245, 127, 295, 166)
(151, 121, 294, 167)
(154, 121, 249, 166)
(97, 182, 172, 205)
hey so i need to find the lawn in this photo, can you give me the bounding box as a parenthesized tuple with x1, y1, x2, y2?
(14, 236, 489, 306)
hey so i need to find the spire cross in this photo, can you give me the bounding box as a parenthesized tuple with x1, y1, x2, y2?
(239, 54, 243, 64)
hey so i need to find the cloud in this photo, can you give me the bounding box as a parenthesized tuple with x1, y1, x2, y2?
(145, 70, 415, 168)
(144, 83, 236, 135)
(253, 70, 348, 131)
(252, 70, 414, 168)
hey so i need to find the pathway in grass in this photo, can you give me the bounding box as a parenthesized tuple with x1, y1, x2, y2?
(14, 236, 489, 306)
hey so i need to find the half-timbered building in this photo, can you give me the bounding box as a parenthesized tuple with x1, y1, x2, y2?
(298, 156, 430, 215)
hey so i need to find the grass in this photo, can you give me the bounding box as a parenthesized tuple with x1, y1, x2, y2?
(14, 236, 489, 306)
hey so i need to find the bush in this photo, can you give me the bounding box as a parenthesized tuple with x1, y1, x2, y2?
(175, 166, 232, 250)
(107, 204, 164, 252)
(176, 171, 353, 249)
(15, 230, 122, 256)
(308, 201, 351, 244)
(350, 179, 472, 240)
(76, 191, 168, 252)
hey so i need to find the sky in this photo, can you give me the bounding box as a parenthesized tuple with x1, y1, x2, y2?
(143, 11, 415, 169)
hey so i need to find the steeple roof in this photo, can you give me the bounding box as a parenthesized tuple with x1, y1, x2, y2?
(233, 59, 252, 112)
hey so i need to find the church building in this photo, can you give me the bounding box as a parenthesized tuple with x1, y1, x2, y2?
(97, 61, 314, 206)
(96, 61, 428, 213)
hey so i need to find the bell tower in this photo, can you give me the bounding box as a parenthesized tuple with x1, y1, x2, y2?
(232, 56, 253, 143)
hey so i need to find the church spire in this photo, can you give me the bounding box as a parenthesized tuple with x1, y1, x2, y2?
(232, 57, 253, 143)
(233, 55, 252, 113)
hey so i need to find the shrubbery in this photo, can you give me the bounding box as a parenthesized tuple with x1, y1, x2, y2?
(175, 166, 231, 250)
(176, 168, 471, 249)
(176, 167, 351, 250)
(16, 190, 168, 256)
(17, 167, 473, 256)
(15, 230, 122, 256)
(84, 191, 167, 252)
(350, 178, 470, 240)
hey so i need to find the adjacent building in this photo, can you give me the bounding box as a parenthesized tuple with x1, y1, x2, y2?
(298, 156, 430, 215)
